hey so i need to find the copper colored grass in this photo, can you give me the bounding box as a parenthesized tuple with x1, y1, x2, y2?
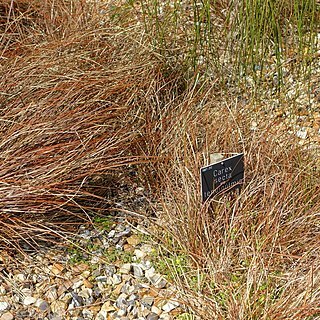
(0, 0, 163, 250)
(151, 89, 320, 319)
(0, 1, 319, 318)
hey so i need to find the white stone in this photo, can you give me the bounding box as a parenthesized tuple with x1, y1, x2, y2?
(21, 288, 32, 296)
(149, 273, 167, 289)
(162, 300, 179, 313)
(72, 280, 83, 290)
(112, 274, 122, 285)
(141, 260, 152, 270)
(142, 295, 154, 307)
(140, 244, 153, 254)
(210, 153, 224, 164)
(296, 128, 308, 139)
(90, 256, 100, 264)
(119, 263, 131, 274)
(117, 309, 127, 316)
(151, 305, 161, 315)
(250, 121, 258, 131)
(107, 230, 116, 238)
(23, 296, 36, 305)
(134, 249, 146, 259)
(145, 267, 156, 280)
(132, 264, 144, 278)
(159, 313, 171, 320)
(0, 302, 9, 312)
(0, 285, 6, 295)
(14, 273, 26, 282)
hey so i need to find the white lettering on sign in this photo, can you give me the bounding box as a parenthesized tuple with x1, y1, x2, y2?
(203, 178, 243, 199)
(213, 166, 232, 177)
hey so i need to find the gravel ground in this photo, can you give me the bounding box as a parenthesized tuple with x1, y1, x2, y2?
(0, 215, 198, 320)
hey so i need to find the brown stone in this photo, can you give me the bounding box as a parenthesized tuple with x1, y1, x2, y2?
(50, 263, 64, 275)
(126, 235, 141, 246)
(83, 279, 94, 289)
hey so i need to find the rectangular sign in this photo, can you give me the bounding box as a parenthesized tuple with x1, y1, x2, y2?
(200, 153, 244, 202)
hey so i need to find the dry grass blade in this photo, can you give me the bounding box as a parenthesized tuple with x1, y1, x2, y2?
(0, 0, 162, 250)
(149, 89, 320, 319)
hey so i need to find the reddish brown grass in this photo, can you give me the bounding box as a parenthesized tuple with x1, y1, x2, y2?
(0, 0, 165, 250)
(0, 1, 319, 318)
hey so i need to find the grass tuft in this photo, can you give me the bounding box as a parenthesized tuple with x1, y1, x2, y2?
(0, 0, 319, 318)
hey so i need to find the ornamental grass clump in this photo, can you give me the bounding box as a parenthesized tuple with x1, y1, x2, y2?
(152, 89, 320, 319)
(0, 0, 166, 251)
(0, 0, 319, 318)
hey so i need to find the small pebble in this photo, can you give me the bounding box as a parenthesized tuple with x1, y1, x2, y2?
(117, 309, 127, 316)
(116, 294, 129, 310)
(112, 274, 122, 285)
(162, 300, 180, 313)
(147, 312, 159, 320)
(0, 312, 14, 320)
(159, 314, 171, 320)
(132, 264, 144, 278)
(35, 299, 49, 312)
(0, 285, 6, 295)
(119, 263, 132, 274)
(23, 296, 36, 306)
(0, 302, 10, 312)
(96, 276, 108, 282)
(127, 235, 141, 246)
(151, 305, 162, 315)
(134, 249, 146, 259)
(142, 296, 154, 308)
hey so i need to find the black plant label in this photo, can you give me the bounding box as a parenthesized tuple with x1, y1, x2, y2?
(200, 153, 244, 202)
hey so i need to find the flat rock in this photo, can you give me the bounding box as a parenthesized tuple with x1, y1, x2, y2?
(127, 235, 141, 246)
(23, 296, 36, 306)
(95, 276, 109, 282)
(100, 300, 116, 313)
(119, 263, 132, 274)
(150, 274, 167, 289)
(151, 305, 162, 315)
(159, 313, 171, 320)
(147, 312, 160, 320)
(51, 300, 67, 315)
(162, 300, 180, 313)
(0, 312, 14, 320)
(112, 274, 122, 285)
(142, 296, 154, 308)
(134, 249, 146, 259)
(116, 293, 129, 309)
(145, 267, 156, 280)
(35, 299, 49, 312)
(132, 264, 144, 278)
(0, 302, 9, 312)
(78, 288, 92, 300)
